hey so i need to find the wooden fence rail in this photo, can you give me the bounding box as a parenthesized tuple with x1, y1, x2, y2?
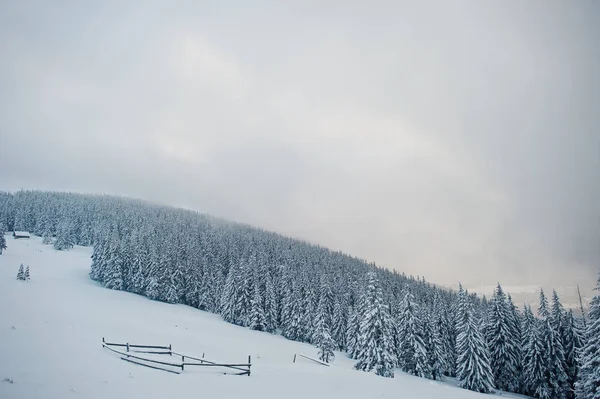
(293, 353, 330, 367)
(102, 338, 251, 376)
(102, 337, 171, 351)
(122, 357, 181, 374)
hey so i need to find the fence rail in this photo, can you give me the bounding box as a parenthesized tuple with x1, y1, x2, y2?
(293, 353, 330, 367)
(102, 338, 251, 376)
(122, 357, 182, 374)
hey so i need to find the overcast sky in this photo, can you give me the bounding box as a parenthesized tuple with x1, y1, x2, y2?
(1, 1, 598, 294)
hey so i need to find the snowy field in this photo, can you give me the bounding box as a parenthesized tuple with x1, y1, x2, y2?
(0, 235, 530, 399)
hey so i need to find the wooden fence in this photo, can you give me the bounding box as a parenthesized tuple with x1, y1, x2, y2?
(102, 338, 251, 376)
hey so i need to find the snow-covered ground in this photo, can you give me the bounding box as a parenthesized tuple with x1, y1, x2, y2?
(0, 235, 529, 399)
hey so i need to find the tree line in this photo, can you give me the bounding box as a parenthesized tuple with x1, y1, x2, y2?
(0, 190, 598, 398)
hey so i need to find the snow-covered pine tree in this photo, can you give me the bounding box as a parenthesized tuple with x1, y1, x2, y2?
(281, 277, 304, 341)
(41, 217, 53, 245)
(42, 227, 53, 245)
(354, 271, 396, 378)
(220, 261, 239, 324)
(278, 269, 293, 333)
(539, 289, 570, 399)
(552, 290, 566, 337)
(314, 277, 336, 363)
(563, 309, 584, 399)
(221, 259, 251, 326)
(0, 222, 7, 254)
(523, 303, 549, 397)
(505, 293, 523, 391)
(455, 284, 495, 394)
(16, 263, 25, 280)
(248, 278, 266, 331)
(25, 265, 30, 281)
(316, 325, 336, 363)
(130, 237, 148, 295)
(486, 283, 520, 392)
(208, 269, 225, 314)
(103, 237, 124, 291)
(264, 274, 278, 333)
(299, 278, 315, 343)
(53, 220, 74, 250)
(157, 250, 179, 304)
(346, 302, 361, 358)
(432, 291, 454, 377)
(89, 234, 106, 282)
(331, 297, 347, 350)
(398, 289, 431, 378)
(575, 274, 600, 399)
(236, 257, 253, 327)
(311, 277, 332, 341)
(425, 304, 446, 380)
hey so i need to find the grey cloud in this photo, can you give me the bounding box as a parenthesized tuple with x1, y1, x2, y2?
(1, 1, 598, 294)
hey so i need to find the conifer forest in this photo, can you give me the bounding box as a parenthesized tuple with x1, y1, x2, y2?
(1, 190, 598, 398)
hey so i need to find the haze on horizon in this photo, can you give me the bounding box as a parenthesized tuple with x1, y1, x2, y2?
(1, 1, 598, 296)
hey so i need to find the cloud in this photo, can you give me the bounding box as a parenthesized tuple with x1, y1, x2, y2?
(0, 0, 598, 294)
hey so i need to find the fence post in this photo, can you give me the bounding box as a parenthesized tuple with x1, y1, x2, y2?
(169, 344, 172, 356)
(293, 354, 296, 363)
(126, 343, 129, 352)
(248, 355, 251, 377)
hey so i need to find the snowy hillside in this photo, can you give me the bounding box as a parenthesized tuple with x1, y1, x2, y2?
(0, 235, 529, 399)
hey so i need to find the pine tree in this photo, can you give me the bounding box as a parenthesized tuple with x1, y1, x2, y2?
(506, 293, 524, 392)
(312, 277, 334, 344)
(248, 279, 266, 331)
(455, 284, 495, 394)
(576, 274, 600, 399)
(130, 240, 148, 295)
(16, 264, 25, 280)
(53, 220, 74, 250)
(354, 271, 396, 378)
(299, 281, 315, 343)
(281, 279, 304, 342)
(523, 304, 548, 397)
(103, 237, 123, 291)
(264, 274, 278, 333)
(539, 289, 570, 399)
(563, 309, 584, 399)
(0, 222, 7, 254)
(426, 305, 447, 380)
(42, 228, 53, 245)
(220, 260, 250, 326)
(432, 292, 453, 377)
(398, 289, 431, 378)
(331, 298, 347, 350)
(486, 283, 520, 392)
(41, 219, 53, 245)
(156, 250, 179, 304)
(25, 265, 30, 281)
(314, 279, 336, 363)
(346, 303, 361, 358)
(552, 290, 566, 337)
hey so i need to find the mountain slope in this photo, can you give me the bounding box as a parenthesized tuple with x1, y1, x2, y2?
(0, 235, 529, 399)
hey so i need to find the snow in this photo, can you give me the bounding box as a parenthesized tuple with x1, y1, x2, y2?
(0, 235, 531, 399)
